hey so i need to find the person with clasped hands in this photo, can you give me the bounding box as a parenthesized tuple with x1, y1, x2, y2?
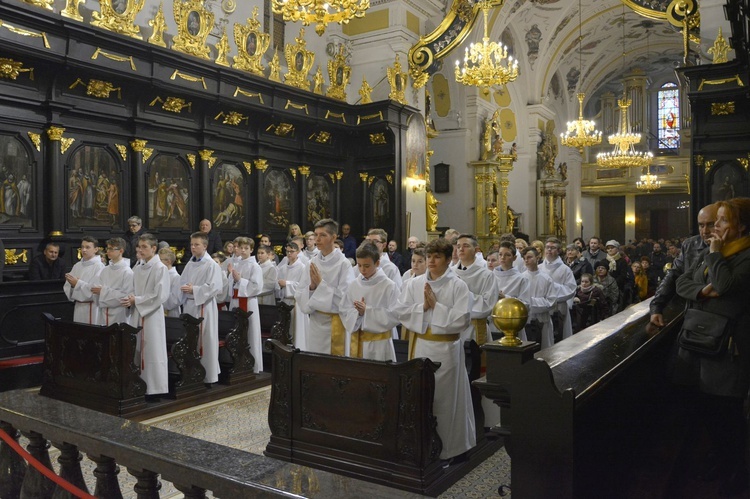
(674, 197, 750, 496)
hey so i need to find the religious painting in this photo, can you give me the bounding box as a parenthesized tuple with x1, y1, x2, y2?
(66, 145, 121, 228)
(405, 114, 426, 180)
(172, 0, 214, 60)
(187, 11, 200, 36)
(148, 154, 190, 229)
(264, 169, 293, 229)
(0, 134, 34, 228)
(306, 174, 332, 226)
(371, 178, 390, 229)
(212, 163, 245, 229)
(710, 161, 748, 202)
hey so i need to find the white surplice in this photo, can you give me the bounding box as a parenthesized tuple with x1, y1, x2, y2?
(539, 256, 577, 340)
(163, 267, 182, 318)
(524, 269, 557, 349)
(277, 258, 309, 350)
(93, 259, 134, 326)
(258, 260, 278, 306)
(64, 257, 105, 325)
(228, 257, 264, 372)
(351, 253, 402, 288)
(454, 259, 497, 344)
(491, 267, 531, 340)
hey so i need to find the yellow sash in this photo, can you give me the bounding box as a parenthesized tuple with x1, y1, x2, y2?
(320, 312, 347, 356)
(407, 327, 460, 360)
(352, 330, 392, 358)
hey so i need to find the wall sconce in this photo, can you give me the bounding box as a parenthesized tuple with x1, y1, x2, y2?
(407, 177, 426, 192)
(626, 216, 635, 225)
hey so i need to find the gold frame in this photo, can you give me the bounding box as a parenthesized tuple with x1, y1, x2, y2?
(233, 7, 270, 76)
(326, 45, 351, 101)
(91, 0, 146, 40)
(172, 0, 215, 60)
(387, 55, 408, 105)
(284, 29, 315, 91)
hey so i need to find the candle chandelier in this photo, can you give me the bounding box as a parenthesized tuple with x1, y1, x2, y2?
(561, 0, 602, 153)
(272, 0, 370, 36)
(455, 0, 519, 95)
(636, 166, 662, 192)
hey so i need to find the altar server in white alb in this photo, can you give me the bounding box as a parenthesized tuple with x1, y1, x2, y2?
(357, 228, 402, 288)
(453, 234, 497, 347)
(180, 232, 225, 384)
(491, 242, 531, 340)
(521, 247, 557, 349)
(539, 237, 577, 342)
(121, 233, 170, 396)
(276, 241, 309, 350)
(295, 219, 354, 356)
(91, 237, 134, 326)
(158, 247, 182, 318)
(227, 236, 264, 372)
(256, 245, 278, 306)
(64, 236, 105, 325)
(395, 238, 476, 461)
(339, 242, 400, 361)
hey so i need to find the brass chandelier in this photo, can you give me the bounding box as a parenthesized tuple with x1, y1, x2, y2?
(636, 166, 662, 192)
(455, 0, 519, 95)
(272, 0, 370, 36)
(561, 0, 601, 153)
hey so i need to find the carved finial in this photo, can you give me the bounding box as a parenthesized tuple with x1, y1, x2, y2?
(708, 27, 730, 64)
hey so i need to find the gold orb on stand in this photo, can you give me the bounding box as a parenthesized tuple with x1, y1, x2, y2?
(491, 297, 528, 346)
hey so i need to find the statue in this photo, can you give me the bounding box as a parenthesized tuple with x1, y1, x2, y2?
(492, 134, 504, 159)
(426, 188, 441, 232)
(312, 66, 324, 94)
(487, 203, 499, 234)
(558, 162, 568, 181)
(215, 28, 230, 67)
(507, 205, 518, 233)
(511, 142, 517, 158)
(537, 120, 558, 178)
(481, 118, 493, 160)
(359, 76, 373, 104)
(148, 2, 167, 47)
(268, 49, 281, 82)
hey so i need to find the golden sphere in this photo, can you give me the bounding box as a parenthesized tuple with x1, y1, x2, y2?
(491, 297, 529, 346)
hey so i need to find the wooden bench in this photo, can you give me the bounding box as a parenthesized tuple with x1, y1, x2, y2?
(217, 308, 254, 385)
(258, 302, 293, 371)
(164, 314, 206, 399)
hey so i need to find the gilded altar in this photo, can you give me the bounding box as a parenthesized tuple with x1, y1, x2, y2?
(469, 152, 516, 250)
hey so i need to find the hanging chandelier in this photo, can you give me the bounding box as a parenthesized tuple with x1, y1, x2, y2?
(455, 0, 519, 95)
(561, 0, 601, 153)
(636, 166, 662, 192)
(272, 0, 370, 36)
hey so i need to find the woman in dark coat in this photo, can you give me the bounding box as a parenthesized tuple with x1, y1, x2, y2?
(675, 197, 750, 495)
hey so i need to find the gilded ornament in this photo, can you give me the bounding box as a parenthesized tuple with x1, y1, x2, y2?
(142, 148, 154, 162)
(285, 100, 309, 114)
(233, 7, 270, 76)
(148, 3, 168, 47)
(335, 170, 344, 180)
(233, 87, 265, 104)
(357, 112, 383, 124)
(704, 159, 717, 173)
(387, 55, 408, 105)
(170, 70, 207, 89)
(242, 161, 252, 174)
(298, 166, 311, 176)
(708, 27, 730, 64)
(91, 48, 137, 71)
(171, 0, 214, 60)
(150, 96, 192, 113)
(4, 249, 28, 265)
(27, 132, 41, 152)
(284, 28, 315, 91)
(266, 123, 295, 137)
(271, 0, 369, 36)
(326, 45, 351, 101)
(309, 131, 331, 144)
(61, 0, 85, 21)
(70, 79, 122, 99)
(268, 49, 282, 82)
(386, 174, 393, 184)
(0, 21, 51, 49)
(199, 149, 215, 161)
(115, 144, 128, 161)
(359, 172, 369, 182)
(47, 126, 65, 141)
(358, 76, 373, 104)
(694, 154, 704, 168)
(369, 133, 386, 145)
(328, 173, 336, 183)
(312, 66, 324, 95)
(711, 101, 735, 115)
(20, 0, 52, 10)
(60, 137, 75, 154)
(215, 28, 231, 67)
(737, 157, 749, 171)
(170, 246, 185, 264)
(698, 75, 744, 91)
(215, 111, 248, 126)
(91, 0, 146, 40)
(254, 158, 269, 171)
(367, 176, 375, 186)
(324, 110, 346, 123)
(289, 168, 297, 180)
(411, 70, 429, 90)
(130, 139, 148, 152)
(187, 153, 196, 168)
(208, 157, 217, 168)
(0, 58, 34, 81)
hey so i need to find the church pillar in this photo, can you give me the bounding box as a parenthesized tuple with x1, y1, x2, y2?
(297, 166, 310, 231)
(253, 158, 268, 231)
(198, 149, 215, 222)
(45, 126, 65, 236)
(129, 139, 150, 223)
(359, 172, 369, 233)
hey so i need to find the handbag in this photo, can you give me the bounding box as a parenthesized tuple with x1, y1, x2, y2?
(678, 308, 732, 356)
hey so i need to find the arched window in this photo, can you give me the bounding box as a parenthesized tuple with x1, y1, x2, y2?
(657, 82, 680, 149)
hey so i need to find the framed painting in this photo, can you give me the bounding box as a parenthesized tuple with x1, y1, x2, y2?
(91, 0, 145, 40)
(172, 0, 214, 60)
(66, 145, 121, 228)
(212, 163, 245, 229)
(264, 169, 294, 230)
(0, 134, 35, 228)
(233, 7, 269, 76)
(370, 178, 390, 229)
(710, 161, 748, 202)
(306, 174, 332, 226)
(148, 154, 191, 229)
(405, 114, 426, 180)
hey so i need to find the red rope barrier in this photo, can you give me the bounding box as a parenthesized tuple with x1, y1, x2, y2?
(0, 428, 97, 499)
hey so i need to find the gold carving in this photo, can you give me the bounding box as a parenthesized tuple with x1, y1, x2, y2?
(215, 111, 248, 126)
(130, 139, 148, 152)
(705, 159, 717, 173)
(694, 154, 704, 168)
(266, 123, 295, 137)
(171, 246, 186, 264)
(285, 100, 309, 114)
(47, 126, 65, 141)
(61, 0, 85, 21)
(254, 158, 269, 171)
(91, 48, 137, 71)
(20, 0, 52, 10)
(169, 70, 207, 89)
(328, 173, 336, 183)
(284, 28, 315, 90)
(738, 157, 749, 171)
(91, 0, 145, 40)
(214, 28, 231, 67)
(309, 131, 331, 144)
(711, 101, 735, 115)
(387, 55, 408, 105)
(172, 0, 214, 60)
(233, 87, 265, 103)
(60, 137, 75, 154)
(698, 75, 744, 91)
(232, 7, 270, 76)
(326, 45, 351, 101)
(70, 78, 122, 99)
(4, 249, 28, 265)
(142, 148, 154, 162)
(325, 110, 346, 123)
(199, 149, 215, 161)
(27, 132, 41, 152)
(386, 174, 393, 184)
(368, 176, 375, 186)
(312, 66, 324, 95)
(359, 173, 368, 182)
(115, 144, 128, 161)
(358, 76, 373, 104)
(289, 168, 297, 180)
(298, 166, 311, 177)
(0, 58, 34, 81)
(242, 161, 252, 174)
(148, 3, 168, 47)
(708, 27, 730, 64)
(0, 20, 51, 48)
(335, 171, 343, 180)
(187, 153, 196, 168)
(268, 49, 282, 82)
(369, 133, 386, 145)
(357, 112, 383, 125)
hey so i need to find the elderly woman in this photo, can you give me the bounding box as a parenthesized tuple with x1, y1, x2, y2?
(565, 243, 593, 284)
(594, 261, 620, 316)
(674, 197, 750, 495)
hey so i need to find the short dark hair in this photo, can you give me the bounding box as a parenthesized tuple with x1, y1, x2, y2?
(81, 236, 98, 246)
(138, 233, 158, 248)
(457, 234, 479, 248)
(499, 241, 516, 256)
(285, 241, 299, 251)
(106, 237, 126, 250)
(315, 218, 339, 236)
(522, 247, 538, 258)
(190, 231, 208, 244)
(356, 242, 381, 262)
(425, 238, 453, 259)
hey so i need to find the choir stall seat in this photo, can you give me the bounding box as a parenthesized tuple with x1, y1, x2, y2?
(164, 314, 206, 399)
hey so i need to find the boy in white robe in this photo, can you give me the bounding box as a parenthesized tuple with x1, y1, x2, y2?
(539, 237, 577, 342)
(395, 238, 476, 461)
(295, 219, 354, 356)
(454, 234, 497, 348)
(180, 231, 225, 384)
(491, 242, 532, 341)
(351, 228, 402, 287)
(122, 233, 171, 397)
(522, 247, 557, 349)
(91, 237, 134, 326)
(303, 231, 321, 260)
(64, 236, 105, 324)
(339, 242, 400, 361)
(402, 247, 426, 286)
(277, 241, 308, 350)
(158, 247, 182, 318)
(227, 236, 264, 372)
(256, 245, 278, 306)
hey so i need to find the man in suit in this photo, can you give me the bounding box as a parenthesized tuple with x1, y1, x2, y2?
(199, 219, 223, 255)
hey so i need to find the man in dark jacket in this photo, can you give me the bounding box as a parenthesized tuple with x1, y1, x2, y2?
(582, 237, 607, 270)
(199, 219, 223, 255)
(29, 242, 66, 280)
(650, 242, 669, 280)
(123, 215, 145, 267)
(564, 244, 592, 284)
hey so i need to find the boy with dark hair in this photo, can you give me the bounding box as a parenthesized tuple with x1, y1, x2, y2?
(227, 236, 264, 372)
(277, 241, 308, 349)
(158, 247, 182, 318)
(64, 236, 105, 324)
(91, 237, 134, 326)
(256, 244, 278, 306)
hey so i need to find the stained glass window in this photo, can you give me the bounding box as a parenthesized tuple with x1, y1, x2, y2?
(657, 82, 680, 149)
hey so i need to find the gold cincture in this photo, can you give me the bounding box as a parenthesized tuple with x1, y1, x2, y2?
(284, 29, 315, 91)
(272, 0, 369, 36)
(172, 0, 214, 60)
(91, 0, 146, 40)
(232, 7, 270, 76)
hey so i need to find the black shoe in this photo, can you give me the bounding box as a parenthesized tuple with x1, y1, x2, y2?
(204, 382, 214, 389)
(719, 468, 749, 497)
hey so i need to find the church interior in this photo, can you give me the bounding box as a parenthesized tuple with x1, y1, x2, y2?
(1, 0, 749, 497)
